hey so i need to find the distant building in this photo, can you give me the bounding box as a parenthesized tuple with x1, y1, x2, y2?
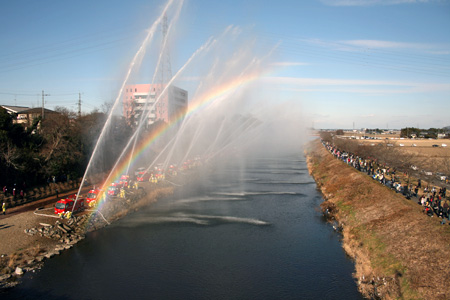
(1, 105, 58, 129)
(1, 105, 29, 124)
(123, 84, 188, 127)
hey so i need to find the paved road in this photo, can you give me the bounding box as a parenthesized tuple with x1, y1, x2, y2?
(0, 187, 91, 221)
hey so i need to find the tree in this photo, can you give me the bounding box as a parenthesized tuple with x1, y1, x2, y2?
(319, 131, 333, 143)
(0, 107, 43, 186)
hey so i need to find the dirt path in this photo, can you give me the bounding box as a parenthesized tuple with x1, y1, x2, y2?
(0, 187, 91, 256)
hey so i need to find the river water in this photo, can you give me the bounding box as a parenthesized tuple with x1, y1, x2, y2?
(4, 152, 362, 299)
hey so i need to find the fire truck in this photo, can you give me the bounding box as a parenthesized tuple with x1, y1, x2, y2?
(119, 174, 130, 188)
(86, 188, 102, 207)
(136, 171, 151, 182)
(107, 182, 121, 196)
(167, 164, 178, 176)
(154, 166, 165, 180)
(54, 194, 85, 215)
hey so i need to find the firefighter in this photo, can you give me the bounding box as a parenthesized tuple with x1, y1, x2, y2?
(134, 181, 138, 190)
(65, 211, 72, 219)
(120, 187, 125, 198)
(2, 202, 6, 215)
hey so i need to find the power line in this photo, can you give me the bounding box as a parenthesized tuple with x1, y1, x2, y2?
(0, 92, 40, 96)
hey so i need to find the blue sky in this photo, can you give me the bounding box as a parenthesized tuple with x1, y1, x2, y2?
(0, 0, 449, 129)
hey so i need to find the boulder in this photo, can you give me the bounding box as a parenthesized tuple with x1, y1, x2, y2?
(15, 267, 24, 276)
(56, 224, 68, 234)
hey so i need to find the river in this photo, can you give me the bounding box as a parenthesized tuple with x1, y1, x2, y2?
(4, 152, 363, 299)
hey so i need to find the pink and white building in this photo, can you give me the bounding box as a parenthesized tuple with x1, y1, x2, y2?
(123, 84, 188, 127)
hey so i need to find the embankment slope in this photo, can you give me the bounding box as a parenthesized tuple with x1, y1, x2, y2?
(306, 139, 450, 300)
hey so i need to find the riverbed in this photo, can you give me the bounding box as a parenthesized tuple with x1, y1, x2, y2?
(3, 152, 362, 299)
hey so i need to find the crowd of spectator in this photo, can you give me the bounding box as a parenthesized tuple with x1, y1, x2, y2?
(321, 139, 450, 224)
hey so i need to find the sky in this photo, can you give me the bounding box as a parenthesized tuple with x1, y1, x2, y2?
(0, 0, 449, 129)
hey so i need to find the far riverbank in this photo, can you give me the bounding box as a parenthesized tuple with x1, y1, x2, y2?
(305, 139, 450, 299)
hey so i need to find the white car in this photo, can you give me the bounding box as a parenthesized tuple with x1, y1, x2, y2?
(436, 173, 447, 181)
(442, 144, 447, 147)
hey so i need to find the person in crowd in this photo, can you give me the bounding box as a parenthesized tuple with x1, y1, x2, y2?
(320, 138, 448, 221)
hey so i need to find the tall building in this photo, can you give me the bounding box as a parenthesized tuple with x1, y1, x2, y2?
(123, 84, 188, 127)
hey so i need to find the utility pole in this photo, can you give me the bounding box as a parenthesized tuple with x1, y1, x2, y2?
(42, 90, 50, 119)
(78, 92, 82, 118)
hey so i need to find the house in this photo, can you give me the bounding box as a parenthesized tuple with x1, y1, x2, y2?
(1, 105, 58, 129)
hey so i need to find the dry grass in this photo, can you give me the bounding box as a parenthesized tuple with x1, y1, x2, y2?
(307, 139, 450, 299)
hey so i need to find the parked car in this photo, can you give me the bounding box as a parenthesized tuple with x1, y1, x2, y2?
(432, 144, 439, 148)
(436, 173, 447, 181)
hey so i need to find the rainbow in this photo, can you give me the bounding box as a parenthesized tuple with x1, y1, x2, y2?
(89, 71, 262, 218)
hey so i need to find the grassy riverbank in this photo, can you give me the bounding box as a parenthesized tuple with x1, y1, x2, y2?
(306, 139, 450, 300)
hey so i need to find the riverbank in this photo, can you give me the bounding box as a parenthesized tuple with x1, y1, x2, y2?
(0, 179, 177, 289)
(305, 139, 450, 299)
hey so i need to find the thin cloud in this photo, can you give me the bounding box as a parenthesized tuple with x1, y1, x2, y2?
(340, 39, 429, 49)
(271, 61, 310, 67)
(265, 76, 406, 86)
(263, 76, 450, 94)
(299, 38, 450, 59)
(320, 0, 433, 6)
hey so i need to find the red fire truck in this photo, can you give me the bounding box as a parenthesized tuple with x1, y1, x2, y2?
(86, 188, 102, 207)
(54, 194, 85, 215)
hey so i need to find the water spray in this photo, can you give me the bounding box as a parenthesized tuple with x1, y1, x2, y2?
(72, 0, 178, 213)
